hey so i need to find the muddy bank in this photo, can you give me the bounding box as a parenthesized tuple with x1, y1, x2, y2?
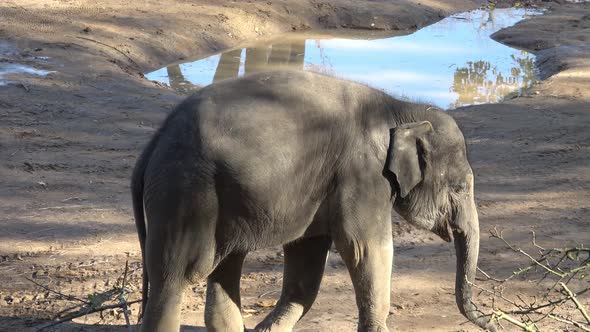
(0, 0, 481, 73)
(1, 1, 589, 331)
(492, 2, 590, 98)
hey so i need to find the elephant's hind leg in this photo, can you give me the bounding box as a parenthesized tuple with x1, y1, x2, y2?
(139, 272, 187, 332)
(140, 184, 219, 332)
(254, 235, 332, 332)
(205, 252, 247, 332)
(140, 223, 216, 332)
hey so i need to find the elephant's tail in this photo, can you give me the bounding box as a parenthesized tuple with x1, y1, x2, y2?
(131, 142, 153, 323)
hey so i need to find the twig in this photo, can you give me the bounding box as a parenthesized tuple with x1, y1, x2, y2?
(75, 36, 139, 68)
(477, 267, 514, 283)
(52, 303, 86, 319)
(118, 260, 133, 332)
(559, 282, 590, 324)
(547, 314, 590, 331)
(476, 230, 589, 330)
(534, 301, 560, 324)
(35, 299, 142, 331)
(492, 310, 537, 332)
(25, 277, 89, 304)
(568, 264, 590, 275)
(511, 288, 590, 315)
(258, 289, 280, 298)
(469, 280, 525, 310)
(19, 83, 30, 92)
(491, 227, 566, 278)
(531, 231, 545, 251)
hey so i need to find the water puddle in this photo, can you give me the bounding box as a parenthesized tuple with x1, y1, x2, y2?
(146, 8, 542, 109)
(0, 63, 54, 86)
(0, 42, 54, 86)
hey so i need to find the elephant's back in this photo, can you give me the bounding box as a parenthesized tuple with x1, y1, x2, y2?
(147, 70, 394, 177)
(193, 70, 362, 127)
(187, 71, 362, 162)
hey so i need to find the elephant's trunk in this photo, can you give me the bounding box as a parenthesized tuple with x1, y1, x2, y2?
(453, 180, 496, 331)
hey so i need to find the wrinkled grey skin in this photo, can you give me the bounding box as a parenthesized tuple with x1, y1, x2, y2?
(132, 71, 496, 332)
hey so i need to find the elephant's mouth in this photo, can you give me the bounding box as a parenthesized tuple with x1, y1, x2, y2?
(407, 214, 454, 243)
(431, 217, 454, 243)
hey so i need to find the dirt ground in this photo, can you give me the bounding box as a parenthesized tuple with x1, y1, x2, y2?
(0, 0, 589, 331)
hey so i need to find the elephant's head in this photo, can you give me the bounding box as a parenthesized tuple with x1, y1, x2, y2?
(386, 116, 495, 331)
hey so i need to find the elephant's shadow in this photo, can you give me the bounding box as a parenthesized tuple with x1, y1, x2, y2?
(182, 326, 262, 331)
(181, 326, 207, 332)
(1, 316, 212, 332)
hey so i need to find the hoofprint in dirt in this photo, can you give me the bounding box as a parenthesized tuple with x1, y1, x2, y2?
(0, 1, 589, 331)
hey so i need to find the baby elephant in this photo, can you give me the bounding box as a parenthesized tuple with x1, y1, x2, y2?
(132, 70, 495, 332)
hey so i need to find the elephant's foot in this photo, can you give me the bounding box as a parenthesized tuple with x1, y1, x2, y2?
(255, 236, 332, 331)
(254, 303, 304, 332)
(357, 321, 390, 332)
(139, 279, 186, 332)
(205, 253, 247, 332)
(205, 283, 245, 332)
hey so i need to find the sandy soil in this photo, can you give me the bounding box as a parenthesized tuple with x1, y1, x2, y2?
(0, 0, 589, 331)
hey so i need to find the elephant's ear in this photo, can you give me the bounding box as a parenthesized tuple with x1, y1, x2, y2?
(386, 121, 433, 198)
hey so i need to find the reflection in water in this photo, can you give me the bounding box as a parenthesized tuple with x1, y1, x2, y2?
(451, 51, 536, 108)
(244, 47, 269, 75)
(148, 40, 320, 93)
(146, 8, 541, 109)
(213, 49, 242, 82)
(167, 65, 194, 94)
(0, 63, 54, 86)
(152, 42, 306, 94)
(228, 42, 306, 79)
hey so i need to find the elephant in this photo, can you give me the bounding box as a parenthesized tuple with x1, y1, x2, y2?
(131, 70, 496, 332)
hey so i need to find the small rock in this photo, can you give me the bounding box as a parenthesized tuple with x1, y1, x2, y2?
(255, 299, 277, 307)
(392, 303, 405, 310)
(3, 296, 14, 305)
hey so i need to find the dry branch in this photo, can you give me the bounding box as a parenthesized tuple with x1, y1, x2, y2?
(31, 260, 140, 331)
(26, 277, 89, 304)
(547, 314, 590, 331)
(75, 36, 140, 68)
(36, 299, 142, 331)
(559, 282, 590, 324)
(492, 310, 536, 332)
(118, 260, 134, 332)
(474, 229, 590, 331)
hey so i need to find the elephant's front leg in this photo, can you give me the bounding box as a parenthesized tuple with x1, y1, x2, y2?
(333, 210, 393, 332)
(254, 235, 332, 332)
(205, 253, 247, 332)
